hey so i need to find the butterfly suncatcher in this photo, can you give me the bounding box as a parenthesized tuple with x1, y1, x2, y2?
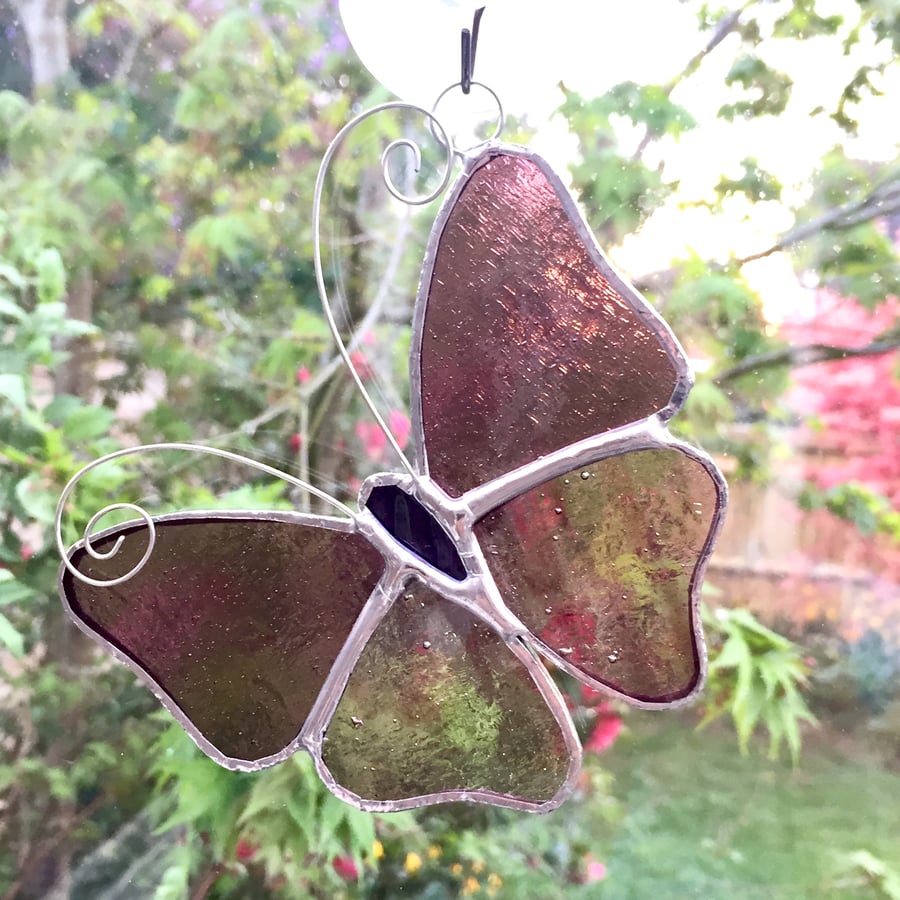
(55, 94, 727, 814)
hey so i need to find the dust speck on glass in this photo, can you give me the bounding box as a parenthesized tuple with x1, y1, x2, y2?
(54, 8, 727, 814)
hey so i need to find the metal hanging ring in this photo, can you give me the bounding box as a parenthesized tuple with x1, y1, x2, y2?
(430, 80, 505, 156)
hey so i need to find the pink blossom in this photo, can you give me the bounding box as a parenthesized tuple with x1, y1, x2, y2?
(356, 421, 387, 461)
(389, 409, 411, 449)
(349, 351, 373, 381)
(296, 366, 311, 384)
(585, 859, 607, 882)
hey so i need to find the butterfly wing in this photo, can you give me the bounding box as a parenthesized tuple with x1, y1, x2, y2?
(314, 576, 580, 812)
(473, 445, 726, 705)
(60, 512, 385, 767)
(410, 146, 691, 498)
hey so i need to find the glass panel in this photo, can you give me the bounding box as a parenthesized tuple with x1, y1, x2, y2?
(321, 580, 570, 805)
(365, 484, 467, 580)
(62, 518, 384, 762)
(417, 152, 680, 496)
(474, 449, 721, 702)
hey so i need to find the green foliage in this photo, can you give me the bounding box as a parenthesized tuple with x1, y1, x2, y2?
(833, 851, 900, 899)
(714, 157, 783, 204)
(799, 482, 900, 539)
(793, 147, 900, 307)
(666, 256, 774, 370)
(773, 0, 844, 39)
(603, 715, 900, 898)
(365, 765, 620, 898)
(599, 81, 697, 138)
(559, 84, 685, 245)
(718, 55, 794, 120)
(1, 0, 897, 894)
(701, 606, 817, 763)
(147, 721, 397, 898)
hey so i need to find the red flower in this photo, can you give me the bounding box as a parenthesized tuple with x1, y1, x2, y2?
(585, 706, 622, 753)
(349, 351, 373, 380)
(235, 839, 257, 862)
(356, 421, 387, 461)
(332, 855, 360, 881)
(296, 366, 311, 384)
(289, 433, 302, 452)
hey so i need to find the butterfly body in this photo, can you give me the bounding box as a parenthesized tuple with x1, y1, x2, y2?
(57, 135, 726, 813)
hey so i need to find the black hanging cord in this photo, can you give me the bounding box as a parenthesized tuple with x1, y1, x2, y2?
(461, 7, 486, 94)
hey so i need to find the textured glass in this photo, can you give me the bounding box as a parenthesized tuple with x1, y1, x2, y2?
(474, 449, 720, 702)
(62, 518, 384, 761)
(418, 152, 679, 496)
(322, 581, 570, 804)
(365, 484, 467, 580)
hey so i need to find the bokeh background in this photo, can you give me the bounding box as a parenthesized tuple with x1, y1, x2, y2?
(1, 0, 899, 897)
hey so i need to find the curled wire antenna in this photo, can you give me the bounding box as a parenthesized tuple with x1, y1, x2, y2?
(311, 101, 456, 479)
(56, 442, 356, 587)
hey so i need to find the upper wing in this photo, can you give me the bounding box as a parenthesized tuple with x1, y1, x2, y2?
(410, 146, 690, 498)
(60, 512, 385, 767)
(472, 444, 726, 705)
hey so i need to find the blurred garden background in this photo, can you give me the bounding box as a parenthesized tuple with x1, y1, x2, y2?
(1, 0, 900, 896)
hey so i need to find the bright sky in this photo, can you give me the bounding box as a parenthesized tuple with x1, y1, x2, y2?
(340, 0, 899, 322)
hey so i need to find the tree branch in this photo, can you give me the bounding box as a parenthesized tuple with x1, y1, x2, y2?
(632, 2, 759, 160)
(1, 793, 107, 900)
(633, 175, 900, 296)
(736, 176, 900, 265)
(714, 335, 900, 384)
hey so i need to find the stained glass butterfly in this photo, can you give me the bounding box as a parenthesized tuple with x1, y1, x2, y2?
(56, 109, 727, 813)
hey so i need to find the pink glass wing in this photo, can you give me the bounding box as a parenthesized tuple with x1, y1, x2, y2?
(413, 149, 687, 497)
(473, 448, 723, 703)
(320, 580, 572, 809)
(60, 516, 385, 764)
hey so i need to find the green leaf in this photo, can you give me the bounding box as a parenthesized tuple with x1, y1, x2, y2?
(316, 793, 348, 846)
(0, 89, 30, 136)
(773, 5, 843, 39)
(708, 633, 749, 672)
(342, 806, 376, 853)
(603, 81, 697, 137)
(62, 405, 116, 442)
(0, 262, 28, 290)
(292, 308, 330, 341)
(718, 56, 793, 120)
(0, 373, 27, 411)
(43, 393, 84, 425)
(0, 571, 38, 606)
(258, 337, 305, 382)
(185, 214, 259, 265)
(15, 474, 57, 524)
(0, 611, 24, 657)
(0, 295, 26, 320)
(684, 381, 735, 423)
(715, 157, 783, 203)
(33, 247, 66, 304)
